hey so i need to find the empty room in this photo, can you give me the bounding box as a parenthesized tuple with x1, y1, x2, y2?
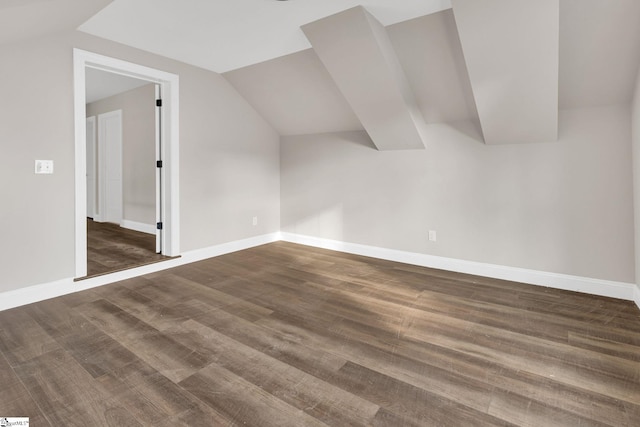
(1, 0, 639, 426)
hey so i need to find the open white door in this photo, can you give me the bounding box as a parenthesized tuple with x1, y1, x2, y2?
(155, 84, 162, 253)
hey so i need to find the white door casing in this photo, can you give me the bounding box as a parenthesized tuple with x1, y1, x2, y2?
(74, 49, 180, 278)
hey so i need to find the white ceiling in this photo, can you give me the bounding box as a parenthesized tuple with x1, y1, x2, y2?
(224, 49, 363, 136)
(225, 0, 640, 137)
(0, 0, 111, 45)
(3, 0, 640, 141)
(78, 0, 452, 73)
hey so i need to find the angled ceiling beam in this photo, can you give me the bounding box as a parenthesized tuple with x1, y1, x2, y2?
(452, 0, 559, 144)
(302, 6, 426, 151)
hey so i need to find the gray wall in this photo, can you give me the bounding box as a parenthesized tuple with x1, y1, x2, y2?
(0, 30, 280, 293)
(86, 83, 157, 227)
(281, 105, 634, 283)
(1, 24, 634, 295)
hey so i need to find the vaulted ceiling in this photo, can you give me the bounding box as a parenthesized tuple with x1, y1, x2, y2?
(3, 0, 640, 145)
(77, 0, 454, 74)
(224, 0, 640, 144)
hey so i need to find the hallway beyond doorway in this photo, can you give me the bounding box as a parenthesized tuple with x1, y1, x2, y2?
(82, 219, 169, 279)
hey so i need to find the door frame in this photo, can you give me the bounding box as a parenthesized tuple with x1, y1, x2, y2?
(73, 49, 180, 278)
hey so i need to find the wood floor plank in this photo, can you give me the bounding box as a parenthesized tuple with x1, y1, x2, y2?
(114, 275, 216, 319)
(167, 260, 234, 284)
(179, 362, 330, 427)
(126, 285, 348, 381)
(111, 371, 203, 425)
(278, 241, 637, 319)
(0, 388, 52, 427)
(99, 286, 191, 331)
(193, 307, 348, 378)
(138, 272, 273, 322)
(404, 312, 640, 405)
(152, 398, 234, 427)
(172, 319, 379, 426)
(622, 401, 640, 426)
(62, 328, 136, 379)
(486, 367, 630, 427)
(0, 351, 51, 425)
(79, 299, 211, 383)
(567, 330, 640, 358)
(486, 388, 613, 427)
(26, 288, 160, 384)
(333, 362, 516, 427)
(388, 264, 639, 325)
(1, 241, 639, 426)
(12, 349, 143, 426)
(411, 289, 640, 349)
(262, 306, 631, 427)
(256, 311, 498, 415)
(23, 295, 103, 346)
(0, 308, 62, 366)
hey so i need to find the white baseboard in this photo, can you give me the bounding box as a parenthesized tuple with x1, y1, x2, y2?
(280, 232, 638, 303)
(2, 231, 637, 312)
(178, 232, 281, 264)
(0, 232, 280, 312)
(121, 220, 156, 235)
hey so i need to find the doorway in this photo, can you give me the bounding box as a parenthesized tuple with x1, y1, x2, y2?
(86, 99, 159, 276)
(73, 49, 180, 279)
(84, 73, 161, 277)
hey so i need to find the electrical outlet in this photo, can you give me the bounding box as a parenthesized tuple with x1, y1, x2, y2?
(35, 160, 54, 174)
(252, 216, 258, 226)
(428, 230, 437, 242)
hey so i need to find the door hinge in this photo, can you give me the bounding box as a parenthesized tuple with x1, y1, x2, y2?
(156, 99, 162, 107)
(156, 160, 163, 168)
(157, 222, 163, 230)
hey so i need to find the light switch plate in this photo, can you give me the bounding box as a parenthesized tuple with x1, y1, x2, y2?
(35, 160, 54, 174)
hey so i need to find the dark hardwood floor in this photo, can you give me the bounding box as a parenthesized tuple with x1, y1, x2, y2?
(1, 241, 639, 426)
(85, 219, 169, 278)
